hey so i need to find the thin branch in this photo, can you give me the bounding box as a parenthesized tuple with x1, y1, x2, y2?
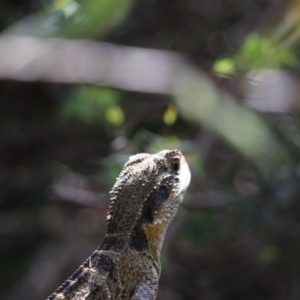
(0, 35, 282, 169)
(0, 35, 180, 94)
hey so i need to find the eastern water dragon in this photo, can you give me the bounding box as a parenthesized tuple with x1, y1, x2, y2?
(46, 149, 191, 300)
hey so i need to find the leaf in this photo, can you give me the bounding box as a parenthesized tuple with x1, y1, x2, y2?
(213, 58, 235, 77)
(61, 0, 134, 38)
(163, 105, 178, 125)
(105, 105, 125, 127)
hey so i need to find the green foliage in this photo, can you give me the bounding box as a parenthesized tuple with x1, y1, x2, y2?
(59, 0, 134, 38)
(61, 86, 124, 128)
(163, 105, 178, 126)
(214, 35, 297, 77)
(105, 105, 125, 127)
(240, 35, 296, 69)
(213, 57, 235, 77)
(5, 0, 134, 39)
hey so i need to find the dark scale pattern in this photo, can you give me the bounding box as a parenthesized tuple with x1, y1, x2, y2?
(130, 224, 148, 252)
(91, 253, 114, 272)
(140, 177, 172, 224)
(55, 280, 71, 293)
(45, 149, 190, 300)
(70, 267, 84, 281)
(140, 197, 154, 223)
(153, 186, 169, 205)
(161, 176, 175, 191)
(99, 236, 119, 251)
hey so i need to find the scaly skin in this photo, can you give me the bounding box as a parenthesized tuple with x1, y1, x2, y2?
(46, 149, 191, 300)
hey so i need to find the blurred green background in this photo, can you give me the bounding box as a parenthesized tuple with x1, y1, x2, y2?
(2, 0, 300, 299)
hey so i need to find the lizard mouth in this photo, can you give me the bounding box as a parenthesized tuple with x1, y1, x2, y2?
(178, 156, 191, 194)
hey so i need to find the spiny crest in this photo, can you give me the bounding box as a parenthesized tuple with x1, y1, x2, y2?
(124, 153, 152, 168)
(105, 159, 159, 235)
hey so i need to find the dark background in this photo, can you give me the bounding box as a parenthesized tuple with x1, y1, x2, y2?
(2, 0, 300, 299)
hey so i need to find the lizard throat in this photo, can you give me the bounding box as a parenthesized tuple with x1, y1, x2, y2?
(142, 221, 169, 266)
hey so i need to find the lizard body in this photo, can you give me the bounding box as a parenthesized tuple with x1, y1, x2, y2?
(46, 149, 190, 300)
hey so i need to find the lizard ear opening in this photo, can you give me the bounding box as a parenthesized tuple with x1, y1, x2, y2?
(171, 157, 180, 173)
(157, 186, 169, 203)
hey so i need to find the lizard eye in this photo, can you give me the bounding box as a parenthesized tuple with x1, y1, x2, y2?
(171, 158, 180, 173)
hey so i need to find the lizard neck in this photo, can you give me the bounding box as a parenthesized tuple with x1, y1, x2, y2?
(142, 222, 169, 267)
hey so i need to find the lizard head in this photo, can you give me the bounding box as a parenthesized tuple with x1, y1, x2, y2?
(106, 149, 191, 247)
(142, 149, 191, 225)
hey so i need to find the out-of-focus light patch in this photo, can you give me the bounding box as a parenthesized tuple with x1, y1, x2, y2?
(105, 105, 125, 127)
(244, 69, 297, 112)
(63, 1, 80, 18)
(163, 105, 178, 125)
(111, 136, 128, 151)
(49, 0, 72, 11)
(213, 58, 235, 77)
(48, 0, 80, 18)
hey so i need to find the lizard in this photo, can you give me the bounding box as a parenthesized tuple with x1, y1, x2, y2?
(46, 149, 191, 300)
